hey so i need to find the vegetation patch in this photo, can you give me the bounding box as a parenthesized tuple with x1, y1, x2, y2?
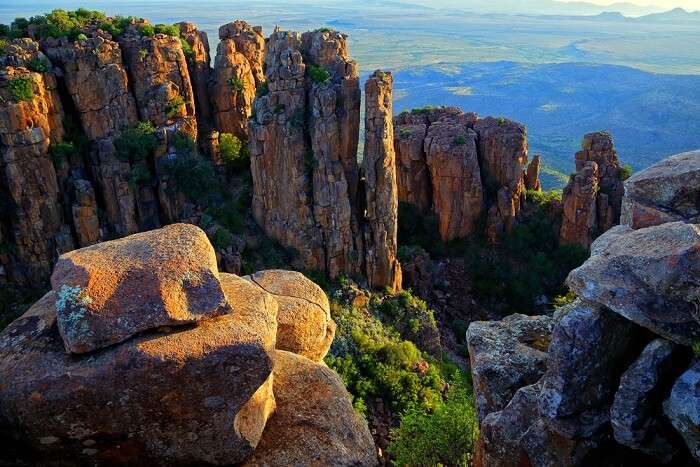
(307, 65, 331, 85)
(7, 78, 33, 102)
(26, 57, 50, 73)
(227, 77, 245, 92)
(49, 142, 76, 169)
(219, 133, 249, 168)
(165, 95, 185, 119)
(114, 121, 158, 163)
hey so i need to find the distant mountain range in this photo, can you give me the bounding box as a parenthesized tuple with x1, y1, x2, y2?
(535, 7, 700, 22)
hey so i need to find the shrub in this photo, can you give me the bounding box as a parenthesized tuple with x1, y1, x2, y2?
(209, 227, 233, 250)
(219, 133, 249, 167)
(153, 24, 179, 37)
(76, 33, 87, 41)
(496, 116, 507, 125)
(165, 95, 185, 119)
(49, 141, 75, 168)
(166, 153, 220, 204)
(227, 77, 245, 92)
(693, 341, 700, 358)
(11, 9, 107, 41)
(454, 135, 466, 145)
(621, 163, 633, 180)
(411, 105, 433, 115)
(114, 121, 158, 163)
(0, 24, 9, 38)
(26, 57, 50, 73)
(137, 23, 155, 37)
(317, 27, 332, 33)
(273, 103, 285, 115)
(128, 162, 152, 189)
(388, 378, 479, 466)
(179, 37, 193, 60)
(307, 64, 331, 84)
(398, 127, 411, 140)
(7, 78, 33, 101)
(256, 81, 269, 97)
(138, 48, 148, 60)
(0, 38, 6, 54)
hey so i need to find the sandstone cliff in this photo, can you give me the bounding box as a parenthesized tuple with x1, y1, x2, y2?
(469, 149, 700, 466)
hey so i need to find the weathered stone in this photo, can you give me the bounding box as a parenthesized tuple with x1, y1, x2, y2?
(210, 34, 256, 138)
(178, 22, 213, 127)
(611, 338, 690, 463)
(219, 21, 266, 86)
(70, 178, 100, 247)
(560, 161, 599, 248)
(0, 65, 71, 285)
(467, 313, 553, 421)
(241, 350, 376, 467)
(246, 269, 334, 362)
(50, 224, 230, 353)
(520, 418, 601, 467)
(526, 154, 542, 191)
(0, 272, 277, 464)
(560, 132, 624, 248)
(393, 119, 431, 213)
(663, 361, 700, 463)
(539, 300, 647, 438)
(425, 116, 484, 241)
(363, 70, 402, 291)
(622, 150, 700, 229)
(567, 222, 700, 345)
(44, 35, 138, 140)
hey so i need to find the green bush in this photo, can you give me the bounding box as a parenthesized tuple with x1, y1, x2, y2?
(153, 23, 179, 37)
(7, 78, 33, 101)
(693, 341, 700, 358)
(317, 27, 332, 33)
(179, 37, 193, 60)
(410, 105, 434, 115)
(307, 65, 331, 84)
(209, 227, 233, 250)
(76, 33, 87, 41)
(165, 95, 185, 119)
(219, 133, 249, 167)
(10, 9, 107, 40)
(128, 162, 152, 189)
(227, 77, 245, 92)
(0, 24, 9, 39)
(621, 163, 633, 180)
(166, 153, 219, 204)
(388, 378, 479, 466)
(114, 121, 158, 163)
(137, 23, 155, 37)
(454, 135, 466, 145)
(49, 141, 75, 168)
(26, 57, 50, 73)
(255, 81, 269, 97)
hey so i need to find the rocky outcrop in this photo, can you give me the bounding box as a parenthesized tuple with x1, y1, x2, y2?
(50, 224, 230, 353)
(246, 269, 335, 362)
(0, 225, 375, 465)
(663, 361, 700, 463)
(393, 109, 535, 242)
(471, 150, 700, 466)
(363, 70, 401, 291)
(242, 350, 377, 467)
(621, 149, 700, 229)
(249, 28, 398, 289)
(611, 338, 690, 462)
(567, 222, 700, 345)
(525, 154, 542, 191)
(210, 22, 259, 138)
(560, 132, 624, 248)
(467, 313, 553, 421)
(70, 178, 100, 247)
(0, 53, 72, 285)
(178, 22, 213, 127)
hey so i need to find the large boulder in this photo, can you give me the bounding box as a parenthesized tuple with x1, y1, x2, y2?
(622, 150, 700, 229)
(663, 361, 700, 463)
(242, 350, 376, 467)
(0, 272, 277, 464)
(538, 300, 647, 438)
(246, 269, 335, 362)
(467, 313, 553, 421)
(50, 223, 231, 354)
(567, 222, 700, 345)
(611, 338, 691, 463)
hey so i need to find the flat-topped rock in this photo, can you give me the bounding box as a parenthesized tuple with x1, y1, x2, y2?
(567, 222, 700, 345)
(246, 270, 334, 361)
(622, 150, 700, 229)
(242, 350, 376, 467)
(50, 223, 230, 354)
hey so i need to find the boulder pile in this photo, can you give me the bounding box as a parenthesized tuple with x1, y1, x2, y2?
(0, 223, 375, 465)
(468, 150, 700, 466)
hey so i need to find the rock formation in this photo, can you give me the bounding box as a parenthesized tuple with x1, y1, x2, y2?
(363, 70, 401, 291)
(0, 224, 375, 465)
(560, 132, 625, 248)
(525, 154, 542, 191)
(393, 109, 534, 242)
(469, 149, 700, 466)
(210, 21, 259, 138)
(178, 22, 213, 127)
(249, 29, 399, 290)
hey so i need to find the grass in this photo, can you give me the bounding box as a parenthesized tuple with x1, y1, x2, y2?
(307, 65, 331, 85)
(7, 78, 33, 102)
